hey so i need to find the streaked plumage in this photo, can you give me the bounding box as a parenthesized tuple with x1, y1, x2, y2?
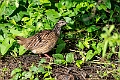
(16, 20, 67, 57)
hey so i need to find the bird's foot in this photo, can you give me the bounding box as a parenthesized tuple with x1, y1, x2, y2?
(44, 53, 51, 58)
(38, 54, 52, 62)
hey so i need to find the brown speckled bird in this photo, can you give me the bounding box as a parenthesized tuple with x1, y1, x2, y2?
(16, 20, 67, 58)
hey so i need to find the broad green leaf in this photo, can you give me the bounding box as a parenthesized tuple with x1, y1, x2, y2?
(96, 43, 102, 54)
(91, 42, 97, 50)
(24, 72, 32, 79)
(100, 4, 107, 11)
(66, 53, 74, 63)
(10, 73, 21, 80)
(11, 68, 22, 76)
(40, 0, 51, 4)
(45, 9, 61, 22)
(10, 28, 23, 36)
(38, 66, 45, 73)
(56, 39, 66, 54)
(0, 38, 14, 55)
(105, 0, 111, 9)
(21, 17, 30, 22)
(83, 38, 90, 48)
(53, 54, 64, 60)
(0, 35, 4, 42)
(56, 43, 66, 54)
(44, 72, 49, 78)
(9, 19, 16, 25)
(87, 25, 99, 32)
(76, 40, 84, 50)
(15, 0, 19, 8)
(86, 50, 94, 61)
(34, 78, 39, 80)
(96, 16, 101, 23)
(54, 59, 66, 64)
(39, 58, 46, 64)
(19, 46, 26, 55)
(5, 4, 16, 16)
(30, 66, 38, 72)
(76, 60, 84, 67)
(64, 17, 71, 23)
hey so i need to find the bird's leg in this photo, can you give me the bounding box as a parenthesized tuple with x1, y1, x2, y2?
(38, 54, 42, 58)
(44, 54, 51, 58)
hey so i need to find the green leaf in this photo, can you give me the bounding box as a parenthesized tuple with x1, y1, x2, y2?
(15, 0, 19, 8)
(83, 38, 90, 48)
(10, 73, 21, 80)
(19, 46, 26, 55)
(66, 53, 74, 63)
(86, 50, 94, 61)
(34, 77, 39, 80)
(53, 54, 64, 60)
(108, 25, 115, 34)
(11, 68, 22, 76)
(76, 60, 84, 67)
(30, 66, 38, 72)
(24, 72, 32, 79)
(0, 35, 4, 42)
(100, 4, 107, 11)
(54, 59, 65, 64)
(40, 0, 51, 4)
(22, 71, 27, 76)
(44, 77, 55, 80)
(96, 16, 101, 23)
(87, 25, 99, 32)
(38, 66, 45, 74)
(56, 39, 66, 54)
(21, 17, 30, 22)
(105, 0, 111, 9)
(5, 4, 16, 16)
(0, 38, 14, 55)
(91, 42, 97, 50)
(44, 72, 49, 78)
(10, 28, 23, 36)
(39, 58, 46, 64)
(9, 19, 16, 25)
(76, 40, 84, 50)
(45, 9, 61, 22)
(64, 17, 71, 23)
(53, 53, 65, 64)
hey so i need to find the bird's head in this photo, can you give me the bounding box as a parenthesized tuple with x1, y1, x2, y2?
(56, 20, 67, 27)
(53, 20, 67, 36)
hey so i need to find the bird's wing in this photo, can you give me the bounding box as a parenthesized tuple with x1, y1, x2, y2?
(25, 30, 54, 50)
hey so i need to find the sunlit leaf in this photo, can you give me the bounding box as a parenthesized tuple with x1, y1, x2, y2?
(86, 50, 95, 61)
(11, 68, 21, 76)
(19, 46, 26, 55)
(66, 53, 74, 63)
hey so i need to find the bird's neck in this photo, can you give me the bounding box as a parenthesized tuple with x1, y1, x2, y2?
(53, 24, 61, 36)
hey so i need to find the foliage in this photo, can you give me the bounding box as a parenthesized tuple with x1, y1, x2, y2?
(0, 0, 120, 79)
(10, 58, 54, 80)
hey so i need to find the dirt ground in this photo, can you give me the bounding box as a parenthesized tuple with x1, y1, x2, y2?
(0, 54, 116, 80)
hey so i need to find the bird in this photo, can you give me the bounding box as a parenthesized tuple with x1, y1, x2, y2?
(16, 20, 67, 58)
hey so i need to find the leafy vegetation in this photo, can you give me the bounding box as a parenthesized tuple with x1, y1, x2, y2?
(0, 0, 120, 79)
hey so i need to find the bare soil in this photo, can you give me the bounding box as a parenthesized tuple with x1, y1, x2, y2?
(0, 54, 116, 80)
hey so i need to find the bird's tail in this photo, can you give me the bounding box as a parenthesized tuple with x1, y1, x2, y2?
(15, 36, 25, 45)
